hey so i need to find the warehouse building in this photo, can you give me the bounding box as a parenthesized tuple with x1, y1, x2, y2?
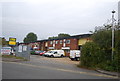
(29, 34, 92, 56)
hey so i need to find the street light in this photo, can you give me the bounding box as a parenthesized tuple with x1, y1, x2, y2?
(111, 10, 115, 61)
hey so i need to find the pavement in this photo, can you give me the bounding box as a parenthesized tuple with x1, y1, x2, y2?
(96, 69, 120, 77)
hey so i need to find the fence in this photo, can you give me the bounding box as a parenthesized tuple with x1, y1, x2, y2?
(15, 45, 30, 60)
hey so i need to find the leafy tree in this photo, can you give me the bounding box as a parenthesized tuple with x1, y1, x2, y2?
(2, 37, 8, 46)
(48, 36, 58, 39)
(58, 33, 70, 38)
(23, 32, 37, 43)
(48, 33, 70, 39)
(80, 25, 120, 72)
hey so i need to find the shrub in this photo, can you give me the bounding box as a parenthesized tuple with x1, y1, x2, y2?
(80, 42, 101, 68)
(80, 26, 120, 72)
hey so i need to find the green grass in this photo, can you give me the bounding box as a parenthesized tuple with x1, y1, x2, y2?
(2, 55, 28, 61)
(2, 55, 15, 58)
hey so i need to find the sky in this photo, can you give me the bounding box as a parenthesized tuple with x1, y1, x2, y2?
(0, 0, 119, 42)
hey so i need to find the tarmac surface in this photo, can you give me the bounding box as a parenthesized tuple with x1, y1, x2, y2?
(2, 55, 120, 79)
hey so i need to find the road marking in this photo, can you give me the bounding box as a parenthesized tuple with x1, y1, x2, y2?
(3, 61, 118, 79)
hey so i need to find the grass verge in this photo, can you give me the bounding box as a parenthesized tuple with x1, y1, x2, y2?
(2, 55, 28, 61)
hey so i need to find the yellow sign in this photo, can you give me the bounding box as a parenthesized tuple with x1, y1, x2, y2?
(9, 38, 16, 41)
(78, 38, 87, 45)
(9, 41, 16, 45)
(9, 38, 16, 45)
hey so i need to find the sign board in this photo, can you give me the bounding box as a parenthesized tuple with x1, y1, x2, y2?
(18, 45, 22, 52)
(48, 47, 54, 49)
(9, 38, 16, 46)
(23, 46, 27, 51)
(62, 47, 70, 49)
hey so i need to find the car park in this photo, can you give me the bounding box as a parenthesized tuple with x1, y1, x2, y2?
(44, 50, 65, 57)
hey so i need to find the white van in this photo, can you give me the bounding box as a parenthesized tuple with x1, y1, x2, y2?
(1, 47, 15, 55)
(44, 50, 65, 57)
(69, 50, 81, 61)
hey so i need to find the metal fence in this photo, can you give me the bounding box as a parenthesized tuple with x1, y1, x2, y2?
(15, 45, 30, 60)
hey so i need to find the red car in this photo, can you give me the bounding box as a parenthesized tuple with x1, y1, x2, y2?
(39, 51, 46, 56)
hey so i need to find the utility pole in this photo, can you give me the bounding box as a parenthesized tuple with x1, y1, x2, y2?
(111, 10, 115, 61)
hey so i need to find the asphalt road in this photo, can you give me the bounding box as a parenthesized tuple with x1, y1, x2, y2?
(2, 55, 118, 79)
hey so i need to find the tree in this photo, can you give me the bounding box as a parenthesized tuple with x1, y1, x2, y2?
(48, 33, 70, 39)
(23, 32, 37, 43)
(58, 33, 70, 38)
(2, 37, 8, 46)
(80, 25, 120, 72)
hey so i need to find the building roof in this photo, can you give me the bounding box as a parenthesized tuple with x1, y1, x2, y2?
(19, 34, 92, 44)
(36, 34, 92, 42)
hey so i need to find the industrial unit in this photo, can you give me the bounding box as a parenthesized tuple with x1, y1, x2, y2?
(28, 34, 92, 56)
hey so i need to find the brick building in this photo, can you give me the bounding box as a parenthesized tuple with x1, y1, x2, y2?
(29, 34, 92, 56)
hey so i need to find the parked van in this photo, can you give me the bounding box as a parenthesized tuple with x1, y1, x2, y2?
(44, 50, 65, 57)
(1, 47, 15, 55)
(69, 50, 81, 61)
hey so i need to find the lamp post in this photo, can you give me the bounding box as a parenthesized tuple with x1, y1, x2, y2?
(111, 10, 115, 61)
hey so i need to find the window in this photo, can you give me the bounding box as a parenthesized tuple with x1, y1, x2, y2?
(56, 41, 58, 44)
(50, 41, 53, 44)
(54, 52, 57, 54)
(66, 40, 70, 44)
(60, 40, 63, 44)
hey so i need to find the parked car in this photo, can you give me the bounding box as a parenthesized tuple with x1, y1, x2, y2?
(34, 50, 42, 55)
(30, 50, 41, 55)
(1, 47, 15, 55)
(69, 50, 81, 61)
(44, 50, 65, 57)
(30, 50, 45, 55)
(30, 50, 35, 55)
(39, 51, 46, 56)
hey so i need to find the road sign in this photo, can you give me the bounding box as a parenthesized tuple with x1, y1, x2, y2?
(9, 38, 16, 46)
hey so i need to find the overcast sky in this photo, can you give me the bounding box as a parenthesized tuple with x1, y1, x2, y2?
(0, 0, 119, 42)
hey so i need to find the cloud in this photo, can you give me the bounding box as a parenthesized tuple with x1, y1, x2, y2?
(1, 0, 119, 42)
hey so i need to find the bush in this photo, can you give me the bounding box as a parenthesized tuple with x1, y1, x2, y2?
(80, 40, 119, 72)
(80, 42, 101, 68)
(79, 25, 120, 72)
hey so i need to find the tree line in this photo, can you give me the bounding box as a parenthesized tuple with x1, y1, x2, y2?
(23, 32, 70, 43)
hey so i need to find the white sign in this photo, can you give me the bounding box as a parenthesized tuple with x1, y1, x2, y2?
(49, 47, 54, 49)
(23, 46, 27, 51)
(18, 45, 22, 52)
(62, 47, 70, 49)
